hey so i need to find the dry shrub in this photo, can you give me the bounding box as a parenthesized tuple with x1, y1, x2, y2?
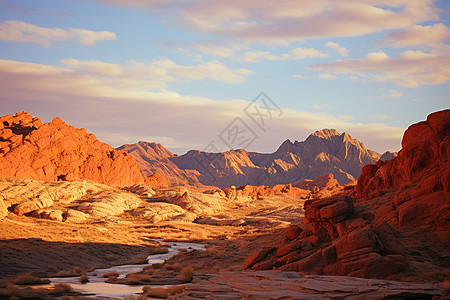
(143, 285, 185, 298)
(165, 263, 181, 272)
(80, 274, 89, 283)
(125, 274, 142, 285)
(5, 284, 22, 298)
(148, 246, 169, 255)
(55, 266, 84, 277)
(442, 280, 450, 296)
(13, 273, 50, 285)
(32, 287, 49, 297)
(102, 271, 119, 278)
(178, 265, 194, 283)
(133, 258, 148, 264)
(53, 283, 73, 293)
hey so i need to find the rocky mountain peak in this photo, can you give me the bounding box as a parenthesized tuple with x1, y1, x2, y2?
(310, 128, 340, 139)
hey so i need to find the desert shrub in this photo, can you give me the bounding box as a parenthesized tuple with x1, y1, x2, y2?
(148, 246, 169, 255)
(133, 258, 148, 264)
(102, 271, 119, 279)
(165, 263, 181, 272)
(13, 273, 50, 285)
(178, 265, 194, 283)
(55, 266, 83, 277)
(80, 274, 89, 283)
(53, 283, 73, 293)
(5, 284, 22, 298)
(105, 254, 117, 261)
(442, 280, 450, 296)
(143, 285, 184, 298)
(123, 274, 141, 285)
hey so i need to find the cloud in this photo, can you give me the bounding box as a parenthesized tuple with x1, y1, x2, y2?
(90, 0, 440, 46)
(318, 73, 337, 80)
(175, 0, 439, 44)
(385, 23, 450, 48)
(0, 20, 117, 47)
(371, 114, 393, 120)
(312, 104, 329, 110)
(0, 58, 404, 153)
(312, 50, 450, 88)
(161, 40, 240, 58)
(238, 47, 327, 63)
(0, 0, 73, 17)
(381, 89, 403, 98)
(293, 74, 305, 79)
(325, 42, 349, 56)
(291, 47, 328, 59)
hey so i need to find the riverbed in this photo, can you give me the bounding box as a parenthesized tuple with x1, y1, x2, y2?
(45, 241, 205, 298)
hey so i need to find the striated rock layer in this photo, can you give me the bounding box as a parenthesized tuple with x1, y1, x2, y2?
(244, 195, 408, 278)
(0, 112, 144, 187)
(356, 109, 450, 243)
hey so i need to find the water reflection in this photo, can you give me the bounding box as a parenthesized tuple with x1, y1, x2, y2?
(46, 241, 204, 298)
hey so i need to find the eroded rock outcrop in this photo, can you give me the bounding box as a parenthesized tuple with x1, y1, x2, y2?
(244, 195, 407, 278)
(356, 109, 450, 242)
(0, 112, 144, 187)
(169, 270, 442, 300)
(294, 173, 343, 198)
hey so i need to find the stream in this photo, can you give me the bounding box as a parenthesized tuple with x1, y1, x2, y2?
(45, 241, 205, 298)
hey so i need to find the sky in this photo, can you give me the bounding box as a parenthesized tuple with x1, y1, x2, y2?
(0, 0, 449, 154)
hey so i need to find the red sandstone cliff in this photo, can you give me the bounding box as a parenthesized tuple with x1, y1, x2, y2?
(0, 112, 144, 187)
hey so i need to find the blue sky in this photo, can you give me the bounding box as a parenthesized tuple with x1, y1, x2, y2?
(0, 0, 449, 154)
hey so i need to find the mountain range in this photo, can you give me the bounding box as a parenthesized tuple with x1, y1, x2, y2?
(119, 129, 396, 188)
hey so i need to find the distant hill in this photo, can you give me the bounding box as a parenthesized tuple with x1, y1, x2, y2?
(120, 129, 390, 188)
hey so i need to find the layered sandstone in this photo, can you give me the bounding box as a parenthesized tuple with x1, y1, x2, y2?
(244, 195, 407, 277)
(356, 109, 450, 242)
(0, 112, 144, 187)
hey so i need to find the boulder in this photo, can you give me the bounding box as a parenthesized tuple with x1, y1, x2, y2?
(244, 195, 407, 278)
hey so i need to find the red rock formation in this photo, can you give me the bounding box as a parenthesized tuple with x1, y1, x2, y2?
(118, 141, 202, 187)
(145, 173, 169, 189)
(0, 112, 144, 187)
(244, 195, 407, 278)
(356, 109, 450, 242)
(293, 173, 343, 198)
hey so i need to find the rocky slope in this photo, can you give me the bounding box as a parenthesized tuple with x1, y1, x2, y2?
(123, 129, 385, 188)
(243, 109, 450, 279)
(117, 141, 201, 187)
(356, 109, 450, 243)
(170, 270, 441, 299)
(0, 112, 144, 187)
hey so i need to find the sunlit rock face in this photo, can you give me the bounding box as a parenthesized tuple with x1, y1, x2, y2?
(0, 112, 144, 187)
(123, 129, 382, 188)
(356, 109, 450, 243)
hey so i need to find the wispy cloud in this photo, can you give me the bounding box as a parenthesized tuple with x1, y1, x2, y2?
(385, 23, 450, 48)
(371, 114, 393, 120)
(312, 50, 450, 88)
(238, 47, 327, 63)
(0, 20, 117, 47)
(318, 73, 337, 80)
(90, 0, 440, 46)
(381, 89, 403, 98)
(312, 104, 329, 110)
(325, 42, 349, 56)
(293, 74, 305, 79)
(0, 58, 404, 153)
